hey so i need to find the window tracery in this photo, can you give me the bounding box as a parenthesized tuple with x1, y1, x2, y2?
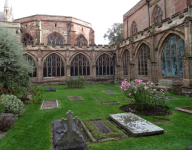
(24, 55, 37, 77)
(96, 54, 113, 75)
(153, 6, 163, 24)
(161, 35, 184, 77)
(123, 50, 130, 76)
(43, 54, 64, 77)
(22, 33, 33, 47)
(70, 54, 90, 76)
(138, 44, 150, 76)
(131, 22, 137, 35)
(47, 33, 64, 46)
(76, 35, 87, 46)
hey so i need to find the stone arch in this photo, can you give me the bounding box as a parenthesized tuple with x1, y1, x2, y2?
(42, 52, 66, 63)
(151, 4, 163, 24)
(121, 49, 131, 76)
(22, 33, 34, 47)
(120, 46, 130, 59)
(135, 40, 151, 58)
(42, 53, 66, 77)
(75, 34, 88, 46)
(95, 52, 113, 62)
(23, 52, 38, 63)
(47, 32, 65, 46)
(23, 53, 37, 77)
(70, 53, 91, 76)
(69, 52, 91, 64)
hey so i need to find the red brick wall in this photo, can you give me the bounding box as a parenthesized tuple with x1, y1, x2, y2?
(123, 0, 187, 38)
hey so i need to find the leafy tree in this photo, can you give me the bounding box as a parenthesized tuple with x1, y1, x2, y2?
(104, 23, 124, 45)
(0, 25, 33, 96)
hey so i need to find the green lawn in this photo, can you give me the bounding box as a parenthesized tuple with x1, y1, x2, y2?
(0, 84, 192, 150)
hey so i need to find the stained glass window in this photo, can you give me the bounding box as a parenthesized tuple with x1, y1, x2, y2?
(161, 35, 184, 77)
(123, 50, 130, 75)
(24, 55, 37, 77)
(70, 54, 90, 76)
(47, 33, 64, 46)
(76, 35, 88, 46)
(43, 54, 64, 77)
(22, 33, 33, 47)
(96, 54, 113, 75)
(131, 22, 137, 35)
(153, 6, 163, 24)
(138, 44, 150, 75)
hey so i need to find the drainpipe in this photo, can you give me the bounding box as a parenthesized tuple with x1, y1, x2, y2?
(112, 54, 116, 84)
(67, 22, 70, 44)
(146, 0, 150, 27)
(164, 0, 167, 18)
(127, 17, 128, 38)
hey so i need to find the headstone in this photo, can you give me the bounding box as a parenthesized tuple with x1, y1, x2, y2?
(53, 110, 86, 150)
(109, 113, 164, 137)
(91, 120, 112, 134)
(40, 100, 59, 110)
(67, 96, 84, 101)
(46, 87, 56, 92)
(103, 90, 117, 94)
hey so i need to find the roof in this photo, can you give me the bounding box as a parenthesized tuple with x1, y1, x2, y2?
(0, 11, 4, 21)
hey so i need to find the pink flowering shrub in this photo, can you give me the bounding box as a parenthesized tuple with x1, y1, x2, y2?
(120, 79, 168, 110)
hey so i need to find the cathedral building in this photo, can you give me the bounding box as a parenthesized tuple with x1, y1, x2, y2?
(1, 0, 192, 96)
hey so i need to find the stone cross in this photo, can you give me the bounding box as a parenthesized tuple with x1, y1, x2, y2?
(66, 110, 73, 132)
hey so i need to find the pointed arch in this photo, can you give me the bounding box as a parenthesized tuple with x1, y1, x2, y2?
(42, 51, 66, 63)
(152, 5, 163, 24)
(135, 40, 151, 57)
(96, 53, 113, 76)
(22, 33, 33, 47)
(47, 32, 64, 46)
(76, 34, 88, 46)
(131, 21, 138, 35)
(95, 52, 113, 61)
(69, 52, 91, 64)
(43, 53, 65, 77)
(70, 53, 90, 76)
(137, 44, 150, 76)
(23, 54, 37, 77)
(160, 34, 185, 77)
(122, 49, 130, 76)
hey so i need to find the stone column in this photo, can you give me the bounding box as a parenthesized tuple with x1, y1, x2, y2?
(92, 65, 96, 80)
(66, 65, 71, 80)
(36, 20, 42, 45)
(37, 48, 43, 84)
(129, 62, 135, 81)
(181, 17, 192, 97)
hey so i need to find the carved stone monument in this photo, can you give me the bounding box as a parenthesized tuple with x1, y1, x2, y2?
(53, 110, 86, 150)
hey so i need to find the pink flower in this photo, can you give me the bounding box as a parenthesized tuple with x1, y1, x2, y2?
(160, 89, 164, 92)
(151, 82, 154, 85)
(124, 79, 127, 81)
(153, 89, 156, 91)
(134, 91, 136, 93)
(144, 86, 149, 90)
(121, 82, 126, 88)
(167, 92, 169, 93)
(129, 93, 131, 96)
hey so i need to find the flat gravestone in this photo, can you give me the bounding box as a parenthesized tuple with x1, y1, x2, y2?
(164, 96, 179, 101)
(86, 85, 93, 87)
(92, 87, 100, 89)
(103, 90, 117, 94)
(116, 85, 120, 87)
(46, 87, 56, 92)
(40, 100, 59, 110)
(91, 120, 112, 134)
(67, 96, 84, 101)
(109, 113, 164, 137)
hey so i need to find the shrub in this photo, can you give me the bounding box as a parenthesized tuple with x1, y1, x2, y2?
(120, 79, 169, 110)
(66, 75, 85, 88)
(31, 87, 43, 104)
(0, 25, 33, 96)
(0, 113, 18, 132)
(1, 94, 25, 117)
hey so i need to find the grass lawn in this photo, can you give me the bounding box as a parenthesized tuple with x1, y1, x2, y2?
(0, 84, 192, 150)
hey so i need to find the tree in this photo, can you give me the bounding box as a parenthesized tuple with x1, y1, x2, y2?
(104, 23, 124, 45)
(0, 25, 33, 96)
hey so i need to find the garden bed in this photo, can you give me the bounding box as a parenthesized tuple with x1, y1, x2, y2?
(120, 104, 172, 116)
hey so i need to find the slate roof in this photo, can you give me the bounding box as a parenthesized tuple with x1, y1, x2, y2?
(0, 11, 4, 21)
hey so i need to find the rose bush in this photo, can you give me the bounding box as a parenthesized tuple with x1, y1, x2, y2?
(120, 79, 169, 110)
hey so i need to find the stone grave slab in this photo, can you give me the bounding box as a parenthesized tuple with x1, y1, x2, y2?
(164, 96, 179, 101)
(92, 87, 100, 89)
(94, 97, 120, 105)
(91, 120, 112, 134)
(109, 113, 164, 137)
(86, 85, 93, 87)
(46, 87, 56, 92)
(40, 100, 59, 110)
(103, 90, 117, 94)
(68, 96, 84, 101)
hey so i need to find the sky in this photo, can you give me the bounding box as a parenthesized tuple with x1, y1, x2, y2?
(0, 0, 140, 45)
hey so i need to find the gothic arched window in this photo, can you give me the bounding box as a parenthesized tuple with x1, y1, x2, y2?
(76, 35, 88, 46)
(153, 6, 163, 24)
(96, 54, 113, 75)
(70, 54, 90, 76)
(22, 33, 33, 47)
(161, 35, 184, 77)
(43, 54, 64, 77)
(123, 50, 130, 76)
(138, 44, 150, 75)
(24, 55, 37, 77)
(131, 22, 137, 35)
(47, 33, 64, 46)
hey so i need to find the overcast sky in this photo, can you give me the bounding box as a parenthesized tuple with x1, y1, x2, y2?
(0, 0, 140, 44)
